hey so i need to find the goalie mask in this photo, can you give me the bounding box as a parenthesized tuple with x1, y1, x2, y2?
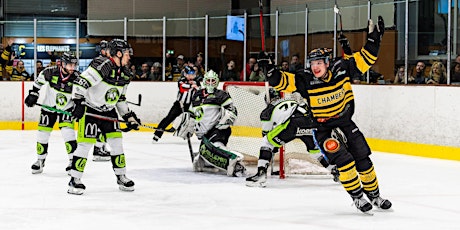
(203, 69, 219, 93)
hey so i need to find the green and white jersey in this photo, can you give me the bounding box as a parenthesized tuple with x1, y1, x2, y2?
(72, 56, 132, 116)
(34, 66, 79, 111)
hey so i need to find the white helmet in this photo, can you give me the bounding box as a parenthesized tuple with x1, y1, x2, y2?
(203, 69, 219, 93)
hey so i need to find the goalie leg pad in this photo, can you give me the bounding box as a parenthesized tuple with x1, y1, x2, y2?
(199, 138, 246, 177)
(174, 112, 195, 139)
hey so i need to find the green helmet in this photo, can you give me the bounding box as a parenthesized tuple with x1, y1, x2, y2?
(203, 69, 219, 93)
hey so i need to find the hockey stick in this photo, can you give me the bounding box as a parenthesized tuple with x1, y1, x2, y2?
(35, 103, 174, 132)
(258, 0, 265, 51)
(179, 100, 195, 162)
(127, 94, 142, 106)
(333, 4, 343, 34)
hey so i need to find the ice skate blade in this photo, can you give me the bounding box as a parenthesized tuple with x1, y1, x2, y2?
(31, 169, 43, 174)
(119, 185, 135, 192)
(245, 181, 267, 188)
(67, 187, 85, 195)
(92, 156, 110, 162)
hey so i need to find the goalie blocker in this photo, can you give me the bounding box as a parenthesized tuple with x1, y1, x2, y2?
(194, 137, 246, 177)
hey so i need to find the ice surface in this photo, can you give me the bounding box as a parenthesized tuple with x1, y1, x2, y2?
(1, 131, 459, 230)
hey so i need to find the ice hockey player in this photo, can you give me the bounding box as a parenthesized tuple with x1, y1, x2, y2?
(25, 52, 79, 174)
(264, 16, 392, 213)
(92, 39, 111, 161)
(68, 39, 139, 195)
(152, 65, 199, 143)
(245, 88, 339, 187)
(175, 69, 246, 177)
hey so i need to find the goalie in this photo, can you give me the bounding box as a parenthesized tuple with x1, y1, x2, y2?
(246, 88, 339, 187)
(175, 70, 246, 177)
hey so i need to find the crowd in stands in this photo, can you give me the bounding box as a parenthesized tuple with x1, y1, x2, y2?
(2, 41, 460, 86)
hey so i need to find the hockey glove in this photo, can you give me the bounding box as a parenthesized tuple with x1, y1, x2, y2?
(367, 16, 385, 45)
(72, 99, 86, 121)
(338, 33, 352, 56)
(24, 87, 40, 107)
(122, 111, 141, 131)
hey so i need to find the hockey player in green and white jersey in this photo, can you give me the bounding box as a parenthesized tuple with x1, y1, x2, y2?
(175, 70, 246, 177)
(67, 39, 140, 195)
(25, 52, 79, 174)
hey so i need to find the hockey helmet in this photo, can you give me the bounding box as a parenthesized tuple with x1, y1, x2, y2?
(308, 48, 332, 63)
(61, 52, 78, 65)
(100, 40, 108, 50)
(109, 38, 133, 57)
(184, 65, 196, 75)
(203, 69, 219, 93)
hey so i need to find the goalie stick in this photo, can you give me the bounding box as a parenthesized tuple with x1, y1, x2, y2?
(35, 103, 174, 132)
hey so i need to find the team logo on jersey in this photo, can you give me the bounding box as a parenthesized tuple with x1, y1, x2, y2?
(105, 88, 120, 104)
(194, 107, 204, 121)
(56, 93, 68, 108)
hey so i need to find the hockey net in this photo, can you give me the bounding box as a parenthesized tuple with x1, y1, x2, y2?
(222, 81, 330, 179)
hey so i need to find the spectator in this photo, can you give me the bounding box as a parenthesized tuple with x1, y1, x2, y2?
(220, 45, 238, 81)
(149, 62, 162, 81)
(134, 62, 150, 81)
(171, 54, 185, 82)
(393, 66, 405, 84)
(31, 60, 44, 81)
(451, 60, 460, 84)
(280, 60, 289, 72)
(408, 61, 427, 84)
(289, 54, 303, 73)
(240, 56, 257, 81)
(129, 64, 140, 80)
(0, 40, 13, 81)
(426, 61, 447, 84)
(9, 60, 31, 81)
(249, 62, 265, 81)
(165, 52, 174, 81)
(195, 52, 205, 77)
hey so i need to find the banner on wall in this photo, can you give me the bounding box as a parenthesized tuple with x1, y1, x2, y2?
(11, 43, 97, 59)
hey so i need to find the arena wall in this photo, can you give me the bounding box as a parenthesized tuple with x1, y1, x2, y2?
(2, 82, 459, 161)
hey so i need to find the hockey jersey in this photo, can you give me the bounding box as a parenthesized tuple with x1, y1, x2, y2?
(33, 66, 79, 111)
(190, 88, 237, 138)
(72, 56, 133, 116)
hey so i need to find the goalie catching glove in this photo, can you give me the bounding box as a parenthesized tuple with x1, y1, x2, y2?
(174, 112, 195, 139)
(122, 111, 141, 131)
(216, 109, 237, 130)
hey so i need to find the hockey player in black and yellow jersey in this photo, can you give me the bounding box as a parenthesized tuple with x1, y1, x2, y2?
(0, 42, 14, 80)
(266, 16, 391, 213)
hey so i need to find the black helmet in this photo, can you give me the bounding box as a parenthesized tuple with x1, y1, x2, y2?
(61, 52, 78, 65)
(100, 40, 108, 50)
(109, 39, 133, 57)
(308, 48, 332, 63)
(184, 66, 196, 75)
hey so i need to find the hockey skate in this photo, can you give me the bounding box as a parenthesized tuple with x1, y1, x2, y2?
(369, 196, 392, 210)
(117, 175, 135, 191)
(353, 196, 373, 214)
(232, 162, 247, 177)
(68, 177, 86, 195)
(93, 145, 110, 162)
(31, 159, 45, 174)
(246, 166, 268, 187)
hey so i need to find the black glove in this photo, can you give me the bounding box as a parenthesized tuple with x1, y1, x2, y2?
(24, 87, 39, 107)
(338, 33, 352, 55)
(72, 99, 86, 121)
(122, 111, 141, 131)
(367, 15, 385, 45)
